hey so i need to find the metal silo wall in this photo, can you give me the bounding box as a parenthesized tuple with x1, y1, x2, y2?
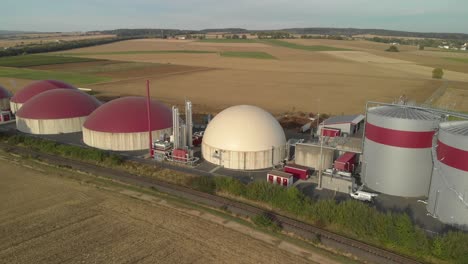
(363, 109, 439, 197)
(427, 124, 468, 229)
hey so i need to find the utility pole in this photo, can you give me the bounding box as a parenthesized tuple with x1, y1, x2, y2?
(317, 134, 323, 189)
(146, 80, 153, 158)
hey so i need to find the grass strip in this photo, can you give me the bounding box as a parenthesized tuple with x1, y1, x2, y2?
(0, 67, 111, 85)
(220, 51, 276, 59)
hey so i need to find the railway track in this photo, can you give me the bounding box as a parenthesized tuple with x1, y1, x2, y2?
(1, 143, 421, 264)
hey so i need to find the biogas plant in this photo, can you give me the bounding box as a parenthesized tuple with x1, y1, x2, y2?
(1, 79, 468, 231)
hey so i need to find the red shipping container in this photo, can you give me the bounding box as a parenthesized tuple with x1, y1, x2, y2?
(284, 164, 311, 180)
(321, 127, 341, 137)
(334, 152, 356, 172)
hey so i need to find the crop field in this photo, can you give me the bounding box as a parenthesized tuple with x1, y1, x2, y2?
(0, 38, 467, 114)
(0, 67, 111, 86)
(0, 54, 100, 67)
(444, 57, 468, 64)
(0, 157, 336, 264)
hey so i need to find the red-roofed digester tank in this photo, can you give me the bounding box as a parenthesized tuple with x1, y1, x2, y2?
(362, 106, 441, 197)
(82, 96, 173, 151)
(10, 80, 76, 113)
(16, 89, 101, 134)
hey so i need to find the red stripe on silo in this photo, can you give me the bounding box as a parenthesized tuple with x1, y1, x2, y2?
(437, 140, 468, 172)
(365, 122, 434, 148)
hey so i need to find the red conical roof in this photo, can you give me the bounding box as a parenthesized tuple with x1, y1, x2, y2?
(84, 96, 172, 133)
(16, 89, 101, 119)
(11, 80, 76, 104)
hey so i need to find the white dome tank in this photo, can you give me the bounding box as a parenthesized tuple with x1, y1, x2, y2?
(202, 105, 287, 170)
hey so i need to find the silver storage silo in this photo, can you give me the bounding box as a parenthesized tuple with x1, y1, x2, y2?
(362, 106, 441, 197)
(427, 121, 468, 229)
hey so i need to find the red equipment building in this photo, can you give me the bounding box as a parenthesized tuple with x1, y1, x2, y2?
(172, 148, 188, 161)
(334, 152, 357, 172)
(284, 163, 312, 180)
(321, 127, 341, 137)
(267, 170, 293, 187)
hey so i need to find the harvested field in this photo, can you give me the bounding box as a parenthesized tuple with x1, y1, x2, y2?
(2, 38, 467, 115)
(433, 87, 468, 112)
(91, 68, 442, 114)
(285, 39, 468, 74)
(0, 158, 337, 264)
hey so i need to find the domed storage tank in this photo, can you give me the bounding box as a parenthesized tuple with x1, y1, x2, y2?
(427, 121, 468, 228)
(83, 97, 172, 151)
(16, 89, 101, 134)
(363, 106, 441, 197)
(10, 80, 76, 113)
(202, 105, 287, 170)
(0, 85, 12, 111)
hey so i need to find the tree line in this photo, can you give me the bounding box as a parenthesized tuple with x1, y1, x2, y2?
(0, 37, 134, 58)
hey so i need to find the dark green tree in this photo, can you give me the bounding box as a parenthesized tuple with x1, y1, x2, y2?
(432, 68, 444, 79)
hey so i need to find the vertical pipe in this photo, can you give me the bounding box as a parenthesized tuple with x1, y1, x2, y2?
(185, 100, 193, 148)
(172, 106, 179, 149)
(318, 136, 324, 189)
(146, 80, 153, 157)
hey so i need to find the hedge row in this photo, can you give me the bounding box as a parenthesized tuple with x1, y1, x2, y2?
(3, 134, 122, 166)
(190, 176, 468, 264)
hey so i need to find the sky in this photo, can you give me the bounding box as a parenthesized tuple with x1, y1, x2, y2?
(1, 0, 467, 33)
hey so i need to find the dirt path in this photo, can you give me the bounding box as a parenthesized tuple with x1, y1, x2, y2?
(0, 158, 343, 264)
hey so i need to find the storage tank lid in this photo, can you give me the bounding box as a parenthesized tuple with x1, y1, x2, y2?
(16, 89, 101, 119)
(11, 80, 76, 103)
(83, 96, 172, 133)
(368, 106, 440, 120)
(440, 121, 468, 136)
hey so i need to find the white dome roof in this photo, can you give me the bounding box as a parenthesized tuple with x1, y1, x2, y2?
(203, 105, 286, 152)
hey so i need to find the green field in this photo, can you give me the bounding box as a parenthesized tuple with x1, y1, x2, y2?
(0, 67, 111, 85)
(220, 51, 276, 60)
(444, 57, 468, 63)
(0, 55, 100, 67)
(262, 39, 349, 51)
(59, 50, 216, 56)
(198, 38, 258, 43)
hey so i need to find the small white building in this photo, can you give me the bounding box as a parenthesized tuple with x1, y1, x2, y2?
(317, 114, 365, 137)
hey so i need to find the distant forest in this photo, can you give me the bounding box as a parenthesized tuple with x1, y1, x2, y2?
(98, 27, 468, 41)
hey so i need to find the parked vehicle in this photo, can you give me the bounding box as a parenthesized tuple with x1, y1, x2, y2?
(350, 191, 378, 202)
